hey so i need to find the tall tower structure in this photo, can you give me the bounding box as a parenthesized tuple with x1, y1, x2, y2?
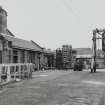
(62, 45, 72, 69)
(56, 48, 63, 69)
(0, 6, 7, 34)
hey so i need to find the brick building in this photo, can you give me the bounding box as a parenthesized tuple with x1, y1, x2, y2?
(0, 7, 54, 70)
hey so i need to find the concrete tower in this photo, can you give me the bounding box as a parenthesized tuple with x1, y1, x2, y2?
(62, 45, 72, 69)
(0, 6, 7, 34)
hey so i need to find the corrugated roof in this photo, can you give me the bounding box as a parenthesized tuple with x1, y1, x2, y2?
(43, 48, 54, 55)
(4, 35, 43, 52)
(76, 55, 92, 58)
(73, 48, 92, 55)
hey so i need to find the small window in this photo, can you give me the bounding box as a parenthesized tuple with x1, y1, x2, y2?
(8, 41, 12, 48)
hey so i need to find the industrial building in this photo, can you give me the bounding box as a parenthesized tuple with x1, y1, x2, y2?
(0, 7, 54, 82)
(62, 45, 72, 69)
(56, 45, 72, 69)
(56, 48, 63, 69)
(73, 48, 105, 69)
(73, 48, 92, 69)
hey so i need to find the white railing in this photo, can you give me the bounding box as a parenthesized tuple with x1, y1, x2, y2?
(0, 63, 35, 83)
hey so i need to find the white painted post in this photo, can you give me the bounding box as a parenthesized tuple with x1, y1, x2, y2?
(28, 64, 30, 79)
(7, 65, 11, 82)
(19, 64, 21, 79)
(22, 64, 24, 79)
(14, 65, 16, 81)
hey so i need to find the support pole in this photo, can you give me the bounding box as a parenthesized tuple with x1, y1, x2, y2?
(7, 66, 11, 82)
(93, 32, 96, 72)
(0, 65, 1, 82)
(91, 30, 96, 72)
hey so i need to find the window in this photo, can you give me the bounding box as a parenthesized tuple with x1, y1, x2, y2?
(8, 41, 12, 48)
(13, 49, 18, 63)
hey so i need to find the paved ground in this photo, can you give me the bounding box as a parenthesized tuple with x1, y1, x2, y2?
(0, 70, 105, 105)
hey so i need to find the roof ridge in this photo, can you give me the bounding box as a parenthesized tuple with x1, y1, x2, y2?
(30, 40, 43, 49)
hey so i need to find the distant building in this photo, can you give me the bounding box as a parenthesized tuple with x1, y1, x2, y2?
(73, 48, 105, 69)
(56, 48, 63, 69)
(43, 48, 55, 69)
(53, 50, 56, 67)
(96, 50, 105, 69)
(71, 50, 77, 68)
(62, 45, 72, 69)
(73, 48, 92, 69)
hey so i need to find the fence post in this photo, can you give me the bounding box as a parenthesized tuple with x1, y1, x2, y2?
(22, 64, 24, 79)
(14, 65, 16, 81)
(28, 64, 30, 79)
(19, 64, 21, 79)
(7, 65, 11, 82)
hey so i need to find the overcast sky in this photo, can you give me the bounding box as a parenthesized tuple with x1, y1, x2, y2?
(0, 0, 105, 50)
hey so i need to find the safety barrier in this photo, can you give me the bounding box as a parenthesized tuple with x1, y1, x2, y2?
(0, 63, 35, 83)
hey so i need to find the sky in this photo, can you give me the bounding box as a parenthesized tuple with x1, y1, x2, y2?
(0, 0, 105, 50)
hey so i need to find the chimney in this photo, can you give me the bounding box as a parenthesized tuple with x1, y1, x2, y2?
(0, 6, 7, 34)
